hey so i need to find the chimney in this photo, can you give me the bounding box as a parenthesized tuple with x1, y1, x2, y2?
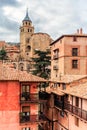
(77, 29, 79, 34)
(80, 28, 82, 34)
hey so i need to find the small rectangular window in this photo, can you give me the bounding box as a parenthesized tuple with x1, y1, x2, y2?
(53, 49, 59, 59)
(72, 60, 78, 68)
(72, 48, 78, 56)
(22, 85, 30, 92)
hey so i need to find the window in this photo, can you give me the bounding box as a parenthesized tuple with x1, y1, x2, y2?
(26, 45, 31, 51)
(30, 29, 32, 32)
(72, 60, 78, 68)
(22, 85, 30, 92)
(73, 36, 77, 41)
(22, 106, 30, 115)
(28, 29, 29, 32)
(21, 66, 23, 71)
(22, 127, 30, 130)
(72, 48, 78, 56)
(13, 63, 16, 69)
(75, 117, 79, 126)
(53, 49, 59, 59)
(26, 22, 27, 25)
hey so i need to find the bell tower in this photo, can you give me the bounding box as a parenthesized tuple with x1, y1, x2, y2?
(20, 9, 34, 58)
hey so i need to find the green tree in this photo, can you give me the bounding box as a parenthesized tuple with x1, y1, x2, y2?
(32, 49, 51, 79)
(0, 48, 7, 62)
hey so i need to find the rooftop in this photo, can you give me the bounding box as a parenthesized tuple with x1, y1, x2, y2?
(51, 28, 87, 45)
(0, 64, 46, 82)
(63, 82, 87, 99)
(23, 8, 31, 22)
(51, 74, 87, 83)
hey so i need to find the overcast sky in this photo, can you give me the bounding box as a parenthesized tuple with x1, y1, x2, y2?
(0, 0, 87, 43)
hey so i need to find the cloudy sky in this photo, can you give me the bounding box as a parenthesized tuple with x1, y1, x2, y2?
(0, 0, 87, 43)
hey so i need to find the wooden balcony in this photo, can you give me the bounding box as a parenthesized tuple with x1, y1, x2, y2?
(20, 92, 49, 104)
(64, 102, 87, 121)
(20, 113, 49, 123)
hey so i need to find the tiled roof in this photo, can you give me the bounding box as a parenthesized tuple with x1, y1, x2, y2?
(51, 34, 87, 45)
(0, 64, 46, 82)
(51, 75, 87, 83)
(63, 82, 87, 99)
(46, 87, 65, 96)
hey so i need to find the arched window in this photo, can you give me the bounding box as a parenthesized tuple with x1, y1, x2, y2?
(26, 45, 31, 52)
(26, 22, 27, 25)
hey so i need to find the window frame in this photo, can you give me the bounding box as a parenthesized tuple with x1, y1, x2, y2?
(72, 48, 78, 56)
(72, 60, 78, 69)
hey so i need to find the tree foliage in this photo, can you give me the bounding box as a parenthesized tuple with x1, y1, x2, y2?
(32, 49, 51, 79)
(0, 48, 7, 61)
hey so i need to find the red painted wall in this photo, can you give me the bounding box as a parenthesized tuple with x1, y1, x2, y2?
(0, 81, 20, 130)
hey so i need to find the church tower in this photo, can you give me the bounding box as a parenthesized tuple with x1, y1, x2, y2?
(20, 9, 34, 58)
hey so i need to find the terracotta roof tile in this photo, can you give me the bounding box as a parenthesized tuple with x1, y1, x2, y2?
(51, 75, 87, 83)
(46, 87, 65, 96)
(0, 64, 46, 82)
(63, 82, 87, 99)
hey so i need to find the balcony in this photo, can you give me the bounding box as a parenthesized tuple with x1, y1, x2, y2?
(64, 102, 87, 121)
(20, 92, 49, 104)
(54, 100, 64, 110)
(20, 113, 49, 123)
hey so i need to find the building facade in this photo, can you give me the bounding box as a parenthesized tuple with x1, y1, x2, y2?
(0, 64, 50, 130)
(44, 29, 87, 130)
(51, 29, 87, 80)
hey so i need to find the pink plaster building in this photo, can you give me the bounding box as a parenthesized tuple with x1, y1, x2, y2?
(45, 29, 87, 130)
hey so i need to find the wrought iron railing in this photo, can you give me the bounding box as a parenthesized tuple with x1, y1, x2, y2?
(54, 100, 87, 121)
(20, 113, 48, 123)
(20, 92, 49, 103)
(64, 102, 87, 121)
